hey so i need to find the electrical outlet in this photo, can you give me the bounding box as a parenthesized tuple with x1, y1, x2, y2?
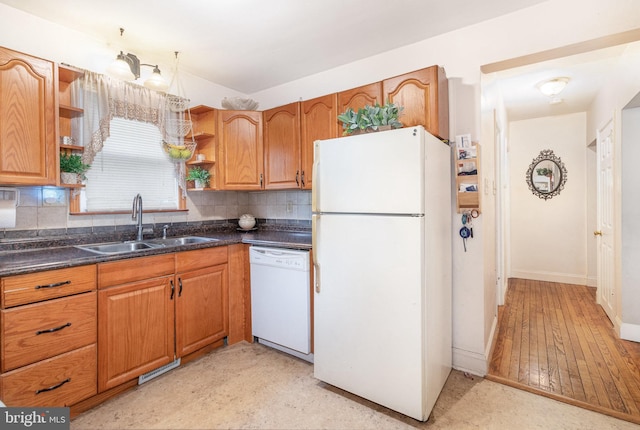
(286, 202, 293, 213)
(42, 188, 66, 206)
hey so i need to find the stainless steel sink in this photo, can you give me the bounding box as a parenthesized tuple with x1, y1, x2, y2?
(76, 241, 165, 255)
(76, 236, 219, 255)
(146, 236, 219, 246)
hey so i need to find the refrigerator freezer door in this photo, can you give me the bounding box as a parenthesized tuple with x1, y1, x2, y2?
(313, 126, 428, 215)
(313, 213, 427, 420)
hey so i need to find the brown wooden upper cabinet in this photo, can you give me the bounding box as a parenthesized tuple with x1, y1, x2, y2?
(336, 82, 383, 116)
(300, 94, 339, 190)
(217, 110, 264, 190)
(383, 65, 449, 140)
(0, 46, 56, 185)
(263, 102, 301, 190)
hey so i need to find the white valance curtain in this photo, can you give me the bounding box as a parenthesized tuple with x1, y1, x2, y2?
(71, 70, 190, 194)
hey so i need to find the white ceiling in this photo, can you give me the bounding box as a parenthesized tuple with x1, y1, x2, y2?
(0, 0, 546, 93)
(1, 0, 634, 121)
(485, 44, 634, 121)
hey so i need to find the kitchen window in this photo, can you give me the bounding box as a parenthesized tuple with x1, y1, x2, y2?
(78, 117, 181, 212)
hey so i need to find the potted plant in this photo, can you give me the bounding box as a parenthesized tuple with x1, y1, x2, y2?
(536, 167, 553, 177)
(186, 166, 211, 189)
(337, 101, 403, 136)
(59, 152, 90, 184)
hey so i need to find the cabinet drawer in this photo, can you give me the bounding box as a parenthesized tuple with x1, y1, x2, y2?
(1, 344, 97, 407)
(98, 254, 175, 288)
(1, 264, 96, 308)
(1, 292, 96, 372)
(176, 246, 227, 273)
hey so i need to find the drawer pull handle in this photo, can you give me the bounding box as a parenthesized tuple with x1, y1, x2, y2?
(178, 278, 183, 297)
(36, 322, 71, 335)
(35, 378, 71, 395)
(170, 280, 175, 300)
(35, 280, 71, 290)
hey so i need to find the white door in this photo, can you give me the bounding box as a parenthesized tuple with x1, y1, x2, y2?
(596, 117, 615, 322)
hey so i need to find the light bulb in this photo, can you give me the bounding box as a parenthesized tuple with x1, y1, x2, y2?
(144, 66, 169, 91)
(107, 52, 135, 81)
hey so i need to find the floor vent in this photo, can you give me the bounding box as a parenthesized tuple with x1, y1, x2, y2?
(138, 358, 181, 385)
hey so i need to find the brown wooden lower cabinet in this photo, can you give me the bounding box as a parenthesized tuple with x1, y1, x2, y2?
(175, 263, 229, 357)
(97, 276, 175, 392)
(97, 248, 232, 392)
(0, 265, 98, 408)
(0, 244, 247, 410)
(0, 344, 97, 407)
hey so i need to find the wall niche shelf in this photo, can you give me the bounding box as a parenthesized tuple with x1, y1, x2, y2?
(454, 140, 481, 214)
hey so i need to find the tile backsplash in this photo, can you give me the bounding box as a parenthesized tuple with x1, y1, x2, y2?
(2, 187, 311, 234)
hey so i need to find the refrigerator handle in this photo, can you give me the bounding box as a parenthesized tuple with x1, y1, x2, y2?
(312, 214, 320, 293)
(312, 156, 319, 213)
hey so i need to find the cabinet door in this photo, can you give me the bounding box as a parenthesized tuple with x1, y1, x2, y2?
(175, 264, 228, 358)
(337, 82, 382, 114)
(382, 66, 449, 140)
(98, 276, 175, 391)
(0, 47, 56, 185)
(300, 94, 338, 190)
(263, 102, 301, 189)
(217, 110, 263, 190)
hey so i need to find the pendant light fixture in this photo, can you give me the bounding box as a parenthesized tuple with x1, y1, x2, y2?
(107, 28, 169, 91)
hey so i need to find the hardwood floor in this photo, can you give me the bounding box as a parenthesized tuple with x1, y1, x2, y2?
(487, 278, 640, 425)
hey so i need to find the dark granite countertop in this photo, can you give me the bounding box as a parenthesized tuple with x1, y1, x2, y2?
(0, 226, 311, 277)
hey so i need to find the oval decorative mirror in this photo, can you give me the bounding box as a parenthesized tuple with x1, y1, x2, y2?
(525, 149, 567, 200)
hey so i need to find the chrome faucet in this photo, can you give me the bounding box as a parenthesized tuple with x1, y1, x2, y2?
(132, 194, 143, 241)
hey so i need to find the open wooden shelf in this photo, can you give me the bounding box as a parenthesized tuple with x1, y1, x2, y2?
(455, 142, 480, 214)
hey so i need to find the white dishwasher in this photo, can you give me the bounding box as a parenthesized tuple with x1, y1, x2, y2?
(250, 246, 313, 362)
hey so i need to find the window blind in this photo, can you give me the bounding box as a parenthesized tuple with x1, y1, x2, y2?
(81, 117, 179, 212)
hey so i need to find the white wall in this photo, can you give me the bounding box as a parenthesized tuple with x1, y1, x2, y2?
(509, 113, 588, 284)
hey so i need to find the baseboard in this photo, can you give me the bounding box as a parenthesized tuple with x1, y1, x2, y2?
(510, 270, 588, 286)
(452, 347, 487, 377)
(620, 322, 640, 342)
(585, 275, 596, 287)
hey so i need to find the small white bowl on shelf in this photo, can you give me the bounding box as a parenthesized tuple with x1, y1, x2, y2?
(238, 214, 256, 230)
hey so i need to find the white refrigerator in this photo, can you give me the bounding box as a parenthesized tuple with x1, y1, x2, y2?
(311, 126, 452, 421)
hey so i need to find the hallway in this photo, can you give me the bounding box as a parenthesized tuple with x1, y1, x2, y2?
(488, 278, 640, 425)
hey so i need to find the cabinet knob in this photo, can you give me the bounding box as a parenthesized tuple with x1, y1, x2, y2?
(594, 230, 603, 236)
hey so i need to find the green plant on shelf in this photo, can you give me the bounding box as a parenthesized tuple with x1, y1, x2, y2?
(337, 101, 403, 136)
(186, 166, 211, 187)
(60, 152, 90, 180)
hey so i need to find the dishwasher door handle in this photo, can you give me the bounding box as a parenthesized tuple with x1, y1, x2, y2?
(253, 248, 289, 257)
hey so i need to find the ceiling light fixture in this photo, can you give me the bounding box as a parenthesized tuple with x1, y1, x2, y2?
(107, 28, 169, 91)
(537, 77, 570, 97)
